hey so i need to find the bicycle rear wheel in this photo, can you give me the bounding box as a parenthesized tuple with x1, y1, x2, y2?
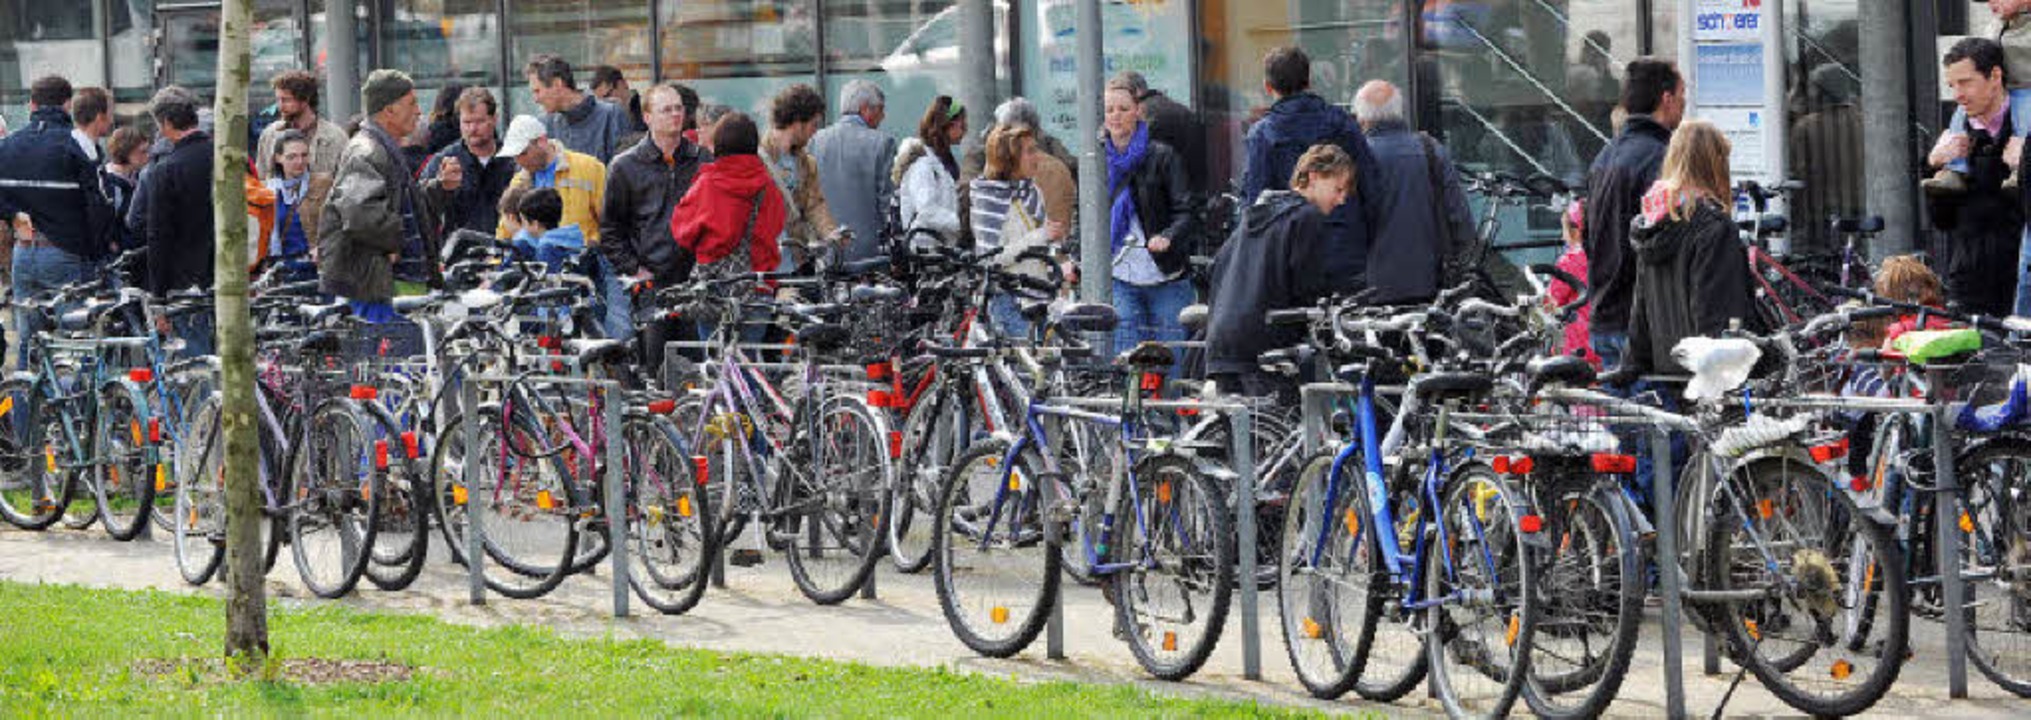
(890, 384, 968, 573)
(1278, 453, 1367, 699)
(1109, 455, 1233, 681)
(285, 401, 382, 599)
(172, 393, 225, 586)
(783, 399, 891, 605)
(625, 416, 714, 615)
(933, 439, 1057, 657)
(364, 404, 430, 592)
(1425, 465, 1536, 719)
(0, 377, 71, 530)
(1523, 482, 1641, 719)
(93, 380, 156, 541)
(1954, 438, 2031, 697)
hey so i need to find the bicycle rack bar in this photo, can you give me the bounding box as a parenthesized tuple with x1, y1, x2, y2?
(1652, 426, 1688, 720)
(1047, 464, 1067, 661)
(1229, 405, 1261, 681)
(462, 377, 486, 605)
(1929, 368, 1968, 698)
(604, 383, 630, 619)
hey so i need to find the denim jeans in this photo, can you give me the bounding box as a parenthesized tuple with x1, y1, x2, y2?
(13, 245, 98, 369)
(597, 254, 634, 341)
(2017, 226, 2031, 318)
(1113, 278, 1195, 377)
(172, 308, 217, 358)
(987, 294, 1032, 341)
(1590, 329, 1684, 512)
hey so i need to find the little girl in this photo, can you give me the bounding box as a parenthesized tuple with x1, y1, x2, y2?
(1549, 201, 1601, 368)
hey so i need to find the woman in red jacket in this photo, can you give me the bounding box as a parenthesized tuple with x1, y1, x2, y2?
(670, 112, 788, 278)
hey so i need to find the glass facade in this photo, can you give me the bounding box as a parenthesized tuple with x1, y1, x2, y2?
(821, 0, 1011, 136)
(661, 0, 816, 119)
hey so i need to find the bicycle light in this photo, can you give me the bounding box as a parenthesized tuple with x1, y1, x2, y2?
(1491, 456, 1533, 475)
(646, 399, 677, 415)
(147, 418, 162, 445)
(867, 389, 894, 408)
(1591, 453, 1637, 474)
(349, 385, 378, 401)
(373, 440, 389, 471)
(1519, 514, 1544, 534)
(1139, 373, 1164, 393)
(888, 430, 904, 459)
(400, 431, 420, 460)
(865, 362, 892, 381)
(1850, 475, 1872, 493)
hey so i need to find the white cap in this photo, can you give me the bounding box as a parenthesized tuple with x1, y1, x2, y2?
(498, 115, 547, 158)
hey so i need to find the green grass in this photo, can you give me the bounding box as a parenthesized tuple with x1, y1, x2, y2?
(0, 582, 1339, 718)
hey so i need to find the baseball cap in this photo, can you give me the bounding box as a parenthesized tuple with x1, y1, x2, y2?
(498, 115, 547, 158)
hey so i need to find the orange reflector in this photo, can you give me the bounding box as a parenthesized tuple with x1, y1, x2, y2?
(1961, 511, 1975, 534)
(452, 485, 468, 505)
(128, 368, 154, 384)
(1830, 659, 1853, 680)
(44, 447, 56, 473)
(187, 509, 198, 526)
(888, 430, 903, 459)
(155, 464, 167, 492)
(1007, 473, 1022, 492)
(373, 440, 389, 470)
(676, 495, 693, 518)
(130, 420, 143, 446)
(1155, 480, 1173, 504)
(1519, 514, 1543, 534)
(0, 396, 12, 418)
(1506, 614, 1520, 646)
(1757, 498, 1775, 520)
(148, 418, 162, 444)
(1302, 617, 1322, 639)
(1809, 439, 1850, 464)
(349, 385, 378, 401)
(1591, 453, 1637, 474)
(1162, 631, 1178, 652)
(646, 399, 677, 415)
(1744, 618, 1760, 640)
(536, 490, 556, 510)
(691, 456, 710, 487)
(990, 606, 1010, 624)
(1344, 509, 1361, 538)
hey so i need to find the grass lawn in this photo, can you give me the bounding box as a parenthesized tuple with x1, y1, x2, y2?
(0, 582, 1342, 718)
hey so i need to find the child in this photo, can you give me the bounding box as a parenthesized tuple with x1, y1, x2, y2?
(497, 185, 530, 243)
(1875, 255, 1953, 343)
(1549, 201, 1601, 369)
(514, 188, 586, 273)
(1927, 0, 2031, 194)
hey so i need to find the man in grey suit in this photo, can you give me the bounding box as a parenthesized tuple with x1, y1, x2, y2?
(809, 79, 899, 262)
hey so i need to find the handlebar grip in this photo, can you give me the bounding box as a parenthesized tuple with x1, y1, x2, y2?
(1266, 308, 1319, 326)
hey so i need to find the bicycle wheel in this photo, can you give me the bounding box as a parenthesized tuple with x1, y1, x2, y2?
(172, 393, 225, 586)
(1425, 465, 1536, 719)
(1278, 452, 1367, 698)
(285, 401, 383, 599)
(93, 380, 156, 541)
(1955, 438, 2031, 697)
(48, 369, 98, 532)
(1706, 456, 1906, 717)
(470, 407, 581, 599)
(0, 377, 71, 530)
(1108, 454, 1233, 681)
(890, 384, 968, 573)
(933, 438, 1058, 657)
(152, 369, 216, 535)
(1053, 415, 1114, 587)
(365, 406, 430, 592)
(783, 398, 891, 605)
(625, 417, 715, 615)
(1523, 481, 1642, 719)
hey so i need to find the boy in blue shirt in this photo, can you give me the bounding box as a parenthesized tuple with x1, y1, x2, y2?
(513, 187, 586, 273)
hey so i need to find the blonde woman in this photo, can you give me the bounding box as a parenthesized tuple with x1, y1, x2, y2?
(1615, 120, 1763, 379)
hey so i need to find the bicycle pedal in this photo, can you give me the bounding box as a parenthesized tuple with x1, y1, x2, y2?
(728, 548, 765, 567)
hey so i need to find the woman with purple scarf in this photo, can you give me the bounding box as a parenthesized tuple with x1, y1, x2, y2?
(1101, 75, 1199, 375)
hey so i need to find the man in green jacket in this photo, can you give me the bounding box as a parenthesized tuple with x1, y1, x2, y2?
(318, 69, 444, 318)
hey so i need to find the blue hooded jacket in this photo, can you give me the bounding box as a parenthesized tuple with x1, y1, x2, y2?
(1240, 93, 1380, 293)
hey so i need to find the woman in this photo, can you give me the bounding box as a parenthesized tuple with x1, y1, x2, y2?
(262, 129, 331, 270)
(424, 83, 465, 156)
(894, 96, 966, 249)
(1101, 77, 1197, 374)
(666, 112, 788, 358)
(101, 127, 152, 253)
(968, 123, 1066, 338)
(1618, 120, 1762, 379)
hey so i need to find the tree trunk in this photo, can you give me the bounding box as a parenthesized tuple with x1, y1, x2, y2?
(214, 0, 268, 671)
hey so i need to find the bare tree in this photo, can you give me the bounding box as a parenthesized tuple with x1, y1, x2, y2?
(213, 0, 269, 671)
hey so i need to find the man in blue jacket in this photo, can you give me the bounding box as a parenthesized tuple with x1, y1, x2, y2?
(1352, 81, 1476, 304)
(0, 75, 118, 364)
(1240, 47, 1380, 294)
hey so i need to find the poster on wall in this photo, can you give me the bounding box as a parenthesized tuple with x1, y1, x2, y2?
(1693, 0, 1765, 44)
(1021, 0, 1194, 150)
(1689, 0, 1773, 183)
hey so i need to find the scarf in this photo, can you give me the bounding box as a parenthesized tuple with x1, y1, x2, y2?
(1105, 123, 1150, 256)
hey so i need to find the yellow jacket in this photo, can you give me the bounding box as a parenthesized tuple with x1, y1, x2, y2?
(497, 147, 608, 243)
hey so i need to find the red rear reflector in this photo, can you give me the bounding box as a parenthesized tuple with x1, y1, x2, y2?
(1592, 453, 1637, 474)
(373, 440, 390, 470)
(147, 418, 162, 444)
(1850, 475, 1872, 493)
(1519, 514, 1544, 533)
(1492, 456, 1509, 474)
(691, 456, 710, 486)
(400, 431, 420, 459)
(128, 368, 154, 384)
(646, 399, 677, 415)
(888, 430, 904, 459)
(866, 362, 892, 381)
(868, 390, 894, 408)
(349, 385, 378, 401)
(1175, 407, 1200, 417)
(1513, 456, 1533, 475)
(1139, 373, 1163, 392)
(1810, 439, 1850, 464)
(537, 335, 560, 350)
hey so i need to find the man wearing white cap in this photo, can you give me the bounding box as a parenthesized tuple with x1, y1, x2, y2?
(494, 114, 627, 336)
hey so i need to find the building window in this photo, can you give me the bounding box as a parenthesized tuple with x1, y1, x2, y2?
(507, 0, 652, 116)
(819, 0, 1009, 140)
(383, 0, 502, 126)
(661, 0, 818, 119)
(1022, 0, 1194, 155)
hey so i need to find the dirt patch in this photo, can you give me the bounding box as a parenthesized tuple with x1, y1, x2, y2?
(134, 657, 418, 686)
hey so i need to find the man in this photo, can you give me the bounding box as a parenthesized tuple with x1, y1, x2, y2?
(605, 82, 712, 372)
(809, 79, 898, 261)
(763, 84, 841, 270)
(320, 70, 446, 309)
(1352, 81, 1475, 304)
(1583, 57, 1683, 368)
(422, 87, 518, 234)
(254, 70, 349, 182)
(526, 54, 633, 164)
(1240, 47, 1380, 293)
(68, 87, 112, 163)
(495, 114, 625, 336)
(1927, 38, 2024, 318)
(589, 64, 648, 136)
(1114, 71, 1207, 194)
(0, 75, 117, 362)
(138, 86, 216, 353)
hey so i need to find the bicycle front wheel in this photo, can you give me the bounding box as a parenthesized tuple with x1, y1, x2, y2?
(1425, 465, 1536, 719)
(933, 439, 1057, 657)
(626, 417, 715, 615)
(783, 399, 891, 605)
(1523, 482, 1642, 719)
(890, 384, 968, 573)
(285, 401, 383, 599)
(172, 393, 225, 586)
(93, 380, 156, 541)
(0, 377, 70, 530)
(1959, 437, 2031, 697)
(1109, 455, 1233, 681)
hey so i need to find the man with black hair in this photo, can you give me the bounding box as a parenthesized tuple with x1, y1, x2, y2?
(1582, 57, 1684, 369)
(139, 85, 217, 353)
(589, 64, 648, 136)
(1927, 37, 2024, 317)
(763, 84, 840, 269)
(255, 70, 349, 183)
(1240, 46, 1380, 293)
(526, 54, 633, 163)
(0, 74, 119, 362)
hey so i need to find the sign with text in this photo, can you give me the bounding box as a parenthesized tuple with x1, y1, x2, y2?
(1694, 0, 1766, 43)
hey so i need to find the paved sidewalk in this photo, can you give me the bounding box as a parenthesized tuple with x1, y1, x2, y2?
(1, 526, 2023, 717)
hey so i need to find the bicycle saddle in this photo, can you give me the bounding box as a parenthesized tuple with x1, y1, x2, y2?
(57, 300, 116, 331)
(796, 323, 852, 352)
(1257, 345, 1313, 376)
(1176, 304, 1210, 333)
(1054, 303, 1119, 334)
(1413, 371, 1493, 401)
(294, 330, 341, 355)
(565, 338, 630, 368)
(1113, 341, 1175, 370)
(1526, 354, 1597, 392)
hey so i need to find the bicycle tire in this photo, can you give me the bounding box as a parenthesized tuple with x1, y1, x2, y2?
(1954, 437, 2031, 697)
(933, 439, 1058, 657)
(364, 402, 431, 592)
(285, 400, 383, 599)
(151, 365, 217, 535)
(1277, 452, 1366, 699)
(1425, 464, 1536, 719)
(625, 416, 715, 615)
(890, 382, 968, 573)
(0, 377, 72, 530)
(172, 392, 225, 586)
(92, 380, 156, 541)
(1523, 481, 1642, 719)
(783, 398, 891, 605)
(1109, 454, 1234, 681)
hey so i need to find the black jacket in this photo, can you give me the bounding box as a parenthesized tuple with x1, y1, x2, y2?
(0, 107, 118, 258)
(422, 140, 519, 234)
(1583, 116, 1672, 334)
(1933, 118, 2024, 317)
(141, 131, 216, 295)
(601, 136, 713, 281)
(100, 169, 140, 253)
(1113, 137, 1199, 278)
(1623, 199, 1762, 376)
(1205, 191, 1332, 374)
(1141, 90, 1207, 193)
(1241, 93, 1381, 292)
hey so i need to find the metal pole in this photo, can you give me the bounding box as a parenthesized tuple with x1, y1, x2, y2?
(604, 384, 630, 618)
(1074, 0, 1109, 306)
(1931, 372, 1968, 697)
(1760, 0, 1788, 197)
(1651, 427, 1686, 720)
(1676, 0, 1695, 116)
(1231, 405, 1261, 680)
(1860, 0, 1915, 258)
(1046, 443, 1066, 660)
(957, 0, 998, 159)
(462, 379, 485, 605)
(325, 0, 359, 122)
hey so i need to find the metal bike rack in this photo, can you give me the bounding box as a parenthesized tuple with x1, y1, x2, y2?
(1041, 395, 1264, 680)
